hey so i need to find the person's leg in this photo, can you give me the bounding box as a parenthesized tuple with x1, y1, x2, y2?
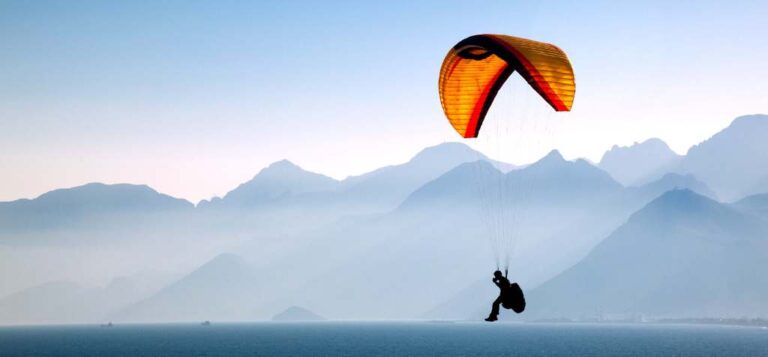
(486, 296, 502, 321)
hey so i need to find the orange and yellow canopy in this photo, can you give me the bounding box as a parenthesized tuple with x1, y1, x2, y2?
(438, 34, 575, 138)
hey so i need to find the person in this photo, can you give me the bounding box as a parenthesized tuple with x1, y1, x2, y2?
(485, 270, 510, 322)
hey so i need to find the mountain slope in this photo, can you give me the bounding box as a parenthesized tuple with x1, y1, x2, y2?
(526, 189, 768, 319)
(114, 254, 263, 322)
(0, 183, 193, 244)
(732, 193, 768, 220)
(0, 273, 167, 325)
(678, 114, 768, 200)
(0, 281, 88, 324)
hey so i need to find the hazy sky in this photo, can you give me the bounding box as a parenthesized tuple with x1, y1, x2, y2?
(1, 0, 766, 202)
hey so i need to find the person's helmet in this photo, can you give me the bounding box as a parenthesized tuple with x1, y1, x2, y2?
(494, 270, 503, 278)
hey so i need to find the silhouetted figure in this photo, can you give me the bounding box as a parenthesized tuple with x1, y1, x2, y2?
(485, 270, 526, 322)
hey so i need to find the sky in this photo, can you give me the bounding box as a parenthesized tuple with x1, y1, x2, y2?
(1, 0, 766, 203)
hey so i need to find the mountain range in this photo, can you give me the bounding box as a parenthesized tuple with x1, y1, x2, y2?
(110, 147, 721, 321)
(0, 114, 767, 324)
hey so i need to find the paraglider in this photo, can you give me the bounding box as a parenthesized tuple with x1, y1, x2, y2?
(438, 34, 575, 138)
(485, 270, 526, 321)
(437, 34, 575, 320)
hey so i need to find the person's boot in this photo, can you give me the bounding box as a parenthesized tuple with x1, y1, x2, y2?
(484, 316, 497, 322)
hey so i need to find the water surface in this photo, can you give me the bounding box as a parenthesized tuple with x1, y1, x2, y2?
(1, 322, 766, 356)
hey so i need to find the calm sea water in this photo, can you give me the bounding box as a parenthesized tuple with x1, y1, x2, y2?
(1, 322, 767, 356)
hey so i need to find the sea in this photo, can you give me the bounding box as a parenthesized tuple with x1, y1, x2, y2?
(1, 322, 767, 356)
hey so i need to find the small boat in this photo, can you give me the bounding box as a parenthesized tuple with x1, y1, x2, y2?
(201, 320, 211, 326)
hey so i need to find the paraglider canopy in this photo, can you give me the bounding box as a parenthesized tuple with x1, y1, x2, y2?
(438, 34, 575, 138)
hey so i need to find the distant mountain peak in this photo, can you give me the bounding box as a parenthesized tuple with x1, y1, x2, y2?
(335, 142, 495, 212)
(598, 138, 681, 186)
(527, 150, 567, 169)
(257, 159, 312, 177)
(686, 114, 768, 156)
(437, 160, 503, 182)
(680, 114, 768, 200)
(37, 182, 155, 199)
(266, 159, 300, 169)
(653, 188, 705, 205)
(643, 188, 722, 213)
(507, 149, 622, 194)
(523, 150, 607, 177)
(625, 188, 764, 246)
(633, 188, 741, 227)
(272, 306, 325, 321)
(543, 149, 565, 161)
(218, 160, 339, 205)
(733, 192, 768, 217)
(410, 142, 487, 163)
(604, 138, 673, 155)
(0, 182, 193, 210)
(728, 114, 768, 128)
(397, 159, 503, 210)
(199, 253, 250, 271)
(634, 173, 717, 199)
